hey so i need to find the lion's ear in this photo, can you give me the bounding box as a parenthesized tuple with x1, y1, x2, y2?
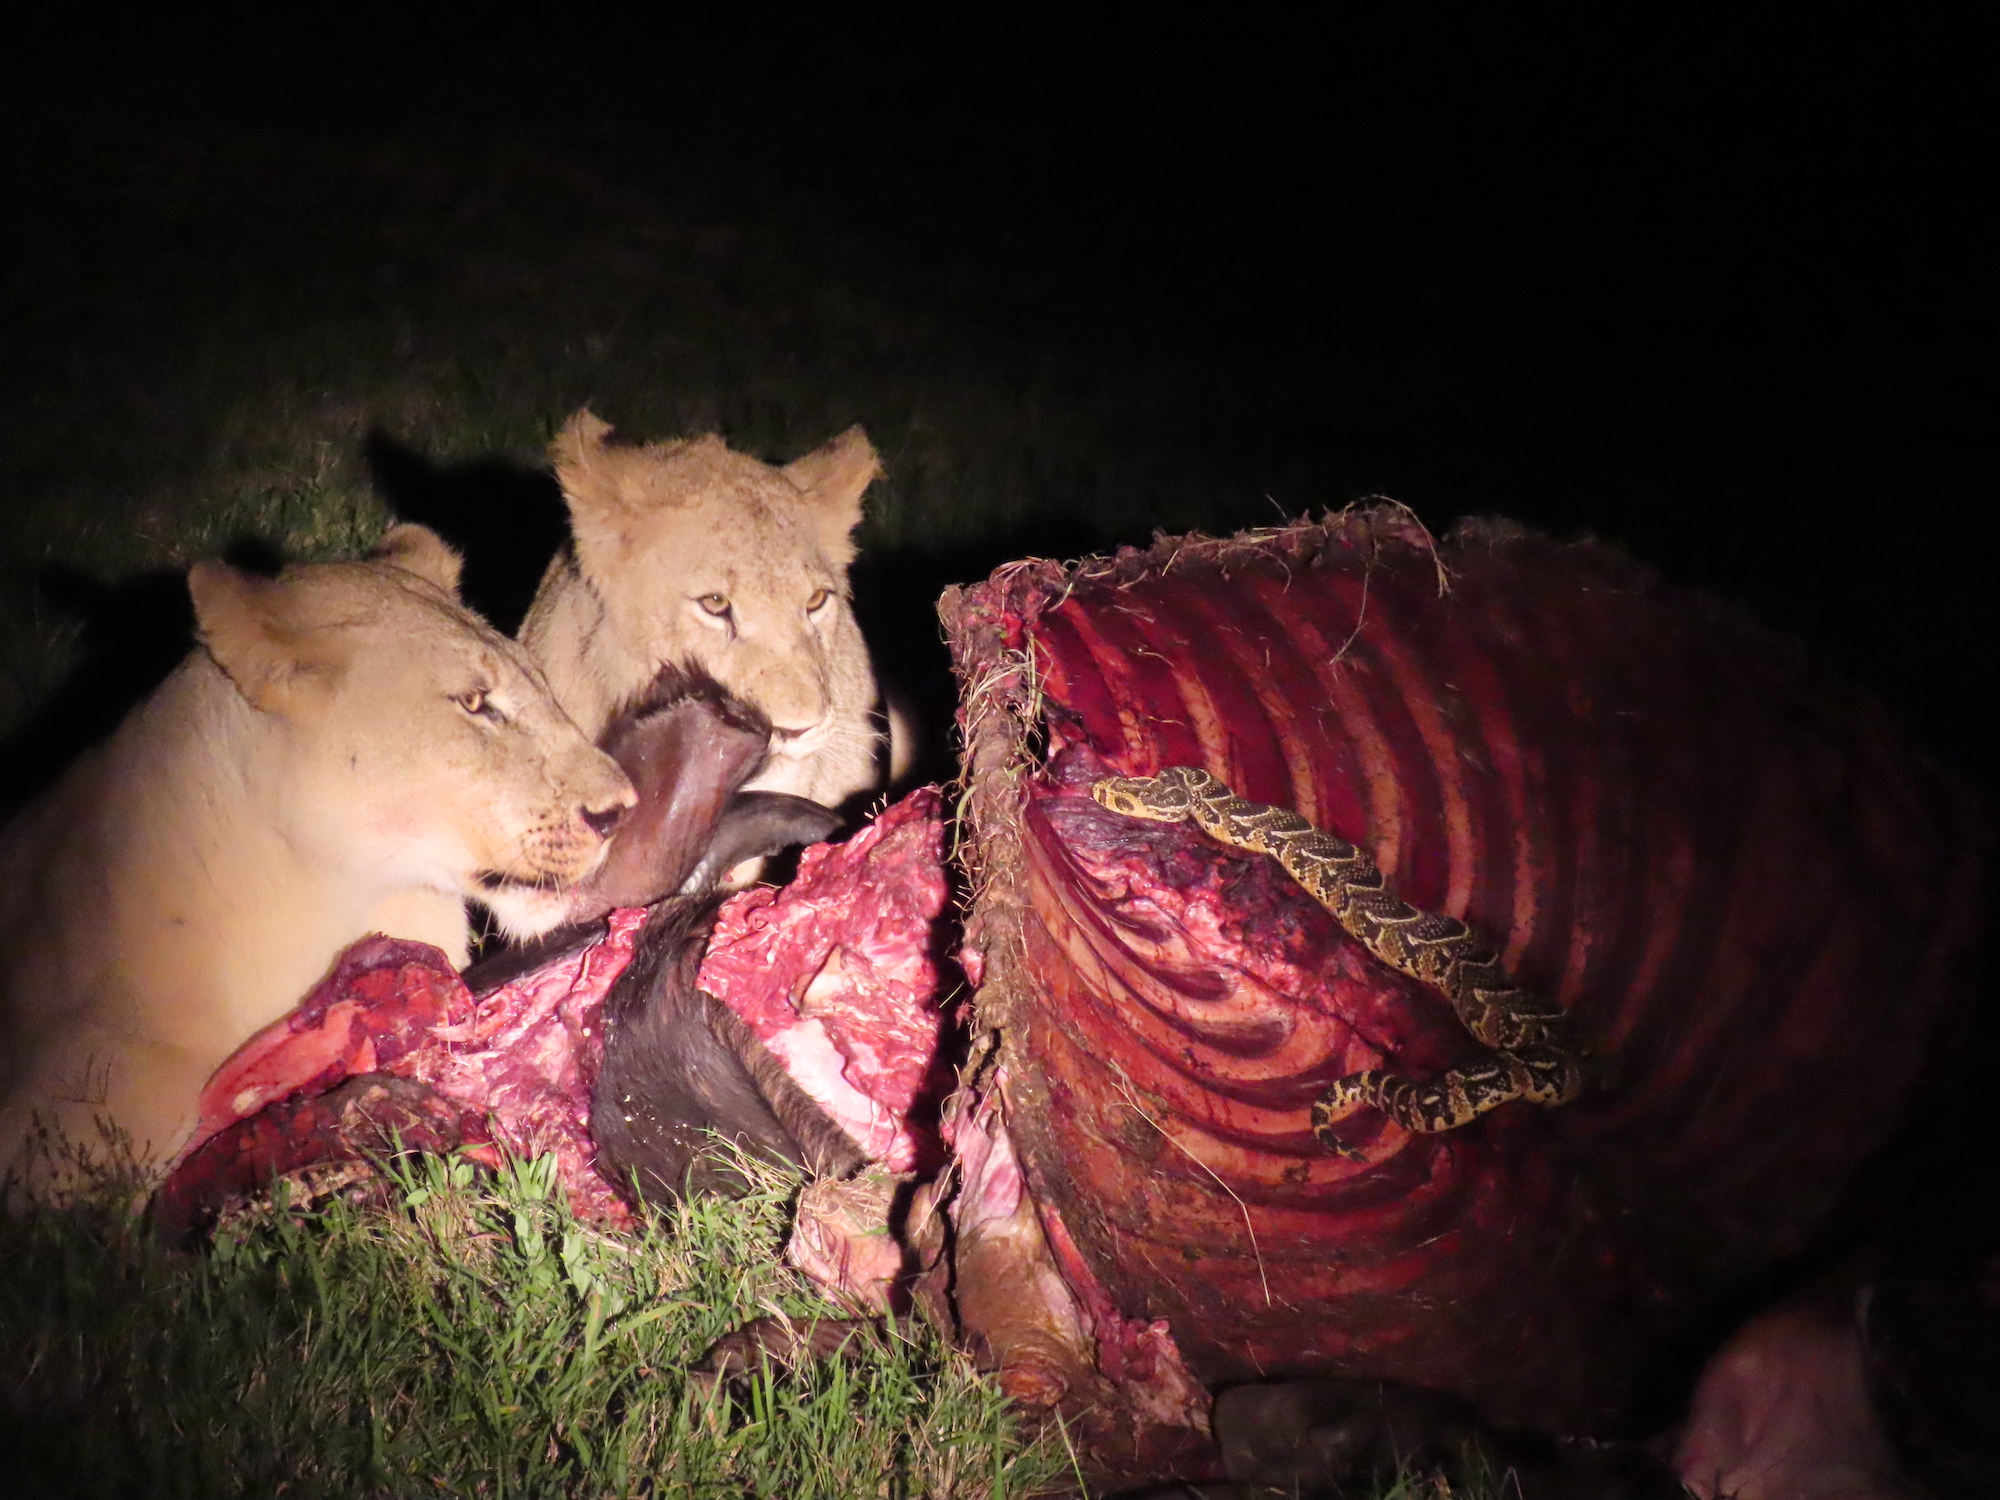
(188, 560, 345, 716)
(369, 523, 463, 599)
(551, 406, 615, 470)
(784, 425, 880, 567)
(550, 407, 635, 577)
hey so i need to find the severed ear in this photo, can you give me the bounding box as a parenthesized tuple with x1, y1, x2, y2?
(187, 560, 346, 715)
(783, 425, 880, 568)
(369, 522, 463, 598)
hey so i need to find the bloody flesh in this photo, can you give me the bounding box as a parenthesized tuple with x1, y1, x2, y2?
(940, 512, 1988, 1434)
(697, 788, 950, 1173)
(159, 916, 649, 1235)
(156, 794, 950, 1247)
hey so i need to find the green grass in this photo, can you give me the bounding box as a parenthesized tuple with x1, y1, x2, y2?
(0, 1149, 1067, 1498)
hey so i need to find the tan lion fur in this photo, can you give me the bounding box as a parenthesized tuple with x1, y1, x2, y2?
(0, 525, 634, 1187)
(519, 411, 886, 813)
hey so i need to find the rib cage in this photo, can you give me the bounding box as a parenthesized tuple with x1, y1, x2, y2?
(943, 511, 1988, 1431)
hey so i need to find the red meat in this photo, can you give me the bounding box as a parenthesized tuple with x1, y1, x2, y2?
(156, 793, 951, 1252)
(937, 511, 1988, 1450)
(698, 788, 950, 1173)
(160, 911, 648, 1235)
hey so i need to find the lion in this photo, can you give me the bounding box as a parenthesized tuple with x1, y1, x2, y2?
(0, 524, 635, 1189)
(519, 411, 888, 815)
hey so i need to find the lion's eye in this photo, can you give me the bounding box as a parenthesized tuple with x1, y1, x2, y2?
(697, 593, 732, 617)
(454, 688, 502, 721)
(805, 588, 832, 614)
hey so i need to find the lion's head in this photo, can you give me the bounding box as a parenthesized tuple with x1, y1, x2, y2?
(521, 410, 884, 809)
(0, 523, 639, 1186)
(191, 523, 636, 936)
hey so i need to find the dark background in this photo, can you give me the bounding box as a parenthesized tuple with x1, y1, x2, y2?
(9, 12, 1988, 782)
(1, 7, 1995, 1454)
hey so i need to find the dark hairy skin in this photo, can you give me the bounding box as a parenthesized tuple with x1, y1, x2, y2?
(566, 660, 858, 1203)
(590, 896, 865, 1202)
(678, 790, 840, 898)
(461, 916, 612, 994)
(459, 661, 851, 1195)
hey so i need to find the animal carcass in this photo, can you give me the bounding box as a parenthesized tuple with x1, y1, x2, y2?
(932, 510, 1987, 1471)
(157, 512, 1988, 1493)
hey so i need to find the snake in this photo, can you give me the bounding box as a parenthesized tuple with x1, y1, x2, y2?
(1089, 765, 1583, 1156)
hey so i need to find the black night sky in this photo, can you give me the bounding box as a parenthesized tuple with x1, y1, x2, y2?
(8, 14, 1987, 785)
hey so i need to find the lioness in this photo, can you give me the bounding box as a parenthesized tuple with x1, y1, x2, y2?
(0, 525, 635, 1187)
(520, 411, 886, 812)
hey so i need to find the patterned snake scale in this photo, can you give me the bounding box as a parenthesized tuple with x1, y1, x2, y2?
(1090, 765, 1584, 1157)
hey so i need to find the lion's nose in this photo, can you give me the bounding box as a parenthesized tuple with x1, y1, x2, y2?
(582, 801, 627, 840)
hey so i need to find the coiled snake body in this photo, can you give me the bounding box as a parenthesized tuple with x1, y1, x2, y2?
(1090, 765, 1584, 1156)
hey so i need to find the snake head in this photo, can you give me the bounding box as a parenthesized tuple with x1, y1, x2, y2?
(1091, 773, 1189, 821)
(1090, 765, 1222, 821)
(1090, 775, 1162, 818)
